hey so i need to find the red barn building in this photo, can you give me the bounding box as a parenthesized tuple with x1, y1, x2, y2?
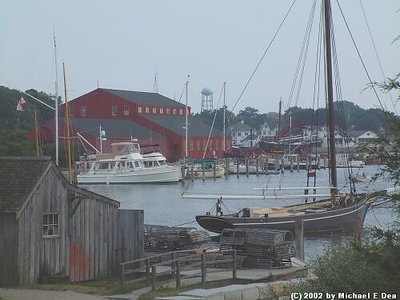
(39, 88, 231, 161)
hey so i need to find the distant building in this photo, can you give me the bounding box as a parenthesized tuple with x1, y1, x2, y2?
(356, 130, 379, 144)
(259, 121, 277, 139)
(230, 120, 277, 148)
(37, 88, 231, 160)
(229, 121, 254, 147)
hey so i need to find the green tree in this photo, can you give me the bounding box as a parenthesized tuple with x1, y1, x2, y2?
(237, 106, 259, 128)
(195, 106, 237, 131)
(0, 130, 35, 156)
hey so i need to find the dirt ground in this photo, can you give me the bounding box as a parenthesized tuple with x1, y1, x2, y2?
(0, 288, 107, 300)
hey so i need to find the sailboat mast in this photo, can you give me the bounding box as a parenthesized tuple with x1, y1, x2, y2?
(277, 98, 282, 142)
(223, 82, 226, 153)
(185, 76, 189, 158)
(63, 63, 73, 184)
(53, 34, 59, 166)
(323, 0, 338, 194)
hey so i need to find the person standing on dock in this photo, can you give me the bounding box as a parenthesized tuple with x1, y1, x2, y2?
(216, 197, 223, 216)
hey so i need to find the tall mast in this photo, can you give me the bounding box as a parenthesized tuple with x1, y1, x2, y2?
(63, 63, 73, 184)
(277, 98, 282, 142)
(223, 82, 226, 153)
(324, 0, 338, 195)
(185, 76, 189, 158)
(53, 33, 59, 166)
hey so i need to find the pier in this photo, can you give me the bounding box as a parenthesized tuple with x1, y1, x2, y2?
(183, 156, 328, 181)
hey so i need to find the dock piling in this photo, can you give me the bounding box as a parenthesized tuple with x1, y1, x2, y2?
(295, 217, 304, 260)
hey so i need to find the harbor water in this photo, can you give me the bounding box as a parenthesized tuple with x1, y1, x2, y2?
(82, 165, 397, 261)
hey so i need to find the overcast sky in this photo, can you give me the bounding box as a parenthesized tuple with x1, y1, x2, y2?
(1, 0, 399, 114)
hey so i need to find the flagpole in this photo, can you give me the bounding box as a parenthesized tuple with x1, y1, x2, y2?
(20, 91, 54, 111)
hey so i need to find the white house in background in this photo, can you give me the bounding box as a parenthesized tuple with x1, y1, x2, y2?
(240, 134, 260, 148)
(230, 120, 279, 148)
(230, 122, 255, 147)
(322, 129, 379, 148)
(356, 130, 379, 144)
(259, 121, 277, 139)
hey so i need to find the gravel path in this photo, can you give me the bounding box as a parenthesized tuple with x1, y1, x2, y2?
(0, 288, 106, 300)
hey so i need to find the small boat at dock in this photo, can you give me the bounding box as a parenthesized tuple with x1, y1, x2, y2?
(76, 141, 181, 184)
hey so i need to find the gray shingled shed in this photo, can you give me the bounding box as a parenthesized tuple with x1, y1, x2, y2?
(0, 157, 144, 286)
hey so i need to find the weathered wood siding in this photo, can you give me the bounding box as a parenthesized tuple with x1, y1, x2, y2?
(17, 166, 69, 285)
(69, 190, 119, 282)
(12, 162, 144, 285)
(117, 209, 144, 263)
(0, 213, 18, 286)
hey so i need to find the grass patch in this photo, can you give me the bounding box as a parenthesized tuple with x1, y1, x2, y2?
(28, 275, 147, 296)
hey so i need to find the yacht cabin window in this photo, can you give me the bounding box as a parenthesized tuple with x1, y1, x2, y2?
(98, 162, 109, 170)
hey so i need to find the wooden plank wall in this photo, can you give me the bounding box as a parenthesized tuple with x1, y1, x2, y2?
(117, 209, 144, 263)
(17, 167, 69, 285)
(69, 193, 119, 282)
(14, 165, 144, 284)
(0, 213, 18, 286)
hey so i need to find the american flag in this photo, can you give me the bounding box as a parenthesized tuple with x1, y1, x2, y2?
(16, 97, 26, 111)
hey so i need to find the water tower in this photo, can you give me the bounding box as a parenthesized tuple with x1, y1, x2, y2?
(201, 88, 213, 112)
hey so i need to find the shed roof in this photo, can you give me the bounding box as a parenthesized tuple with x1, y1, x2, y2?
(143, 114, 224, 137)
(0, 156, 120, 214)
(101, 88, 186, 108)
(68, 117, 164, 139)
(0, 157, 52, 213)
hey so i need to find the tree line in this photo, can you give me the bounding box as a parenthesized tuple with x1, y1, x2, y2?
(195, 100, 389, 133)
(0, 85, 390, 158)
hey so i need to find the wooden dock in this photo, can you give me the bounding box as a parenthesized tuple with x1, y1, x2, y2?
(120, 248, 307, 292)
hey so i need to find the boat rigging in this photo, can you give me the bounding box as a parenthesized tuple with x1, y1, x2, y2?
(192, 0, 378, 234)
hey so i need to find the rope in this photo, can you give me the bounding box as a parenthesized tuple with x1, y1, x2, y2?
(370, 208, 383, 228)
(172, 220, 197, 227)
(202, 83, 224, 159)
(287, 0, 318, 108)
(359, 0, 397, 112)
(231, 0, 297, 112)
(308, 7, 324, 191)
(334, 0, 386, 111)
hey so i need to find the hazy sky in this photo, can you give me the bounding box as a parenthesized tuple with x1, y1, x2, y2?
(1, 1, 399, 114)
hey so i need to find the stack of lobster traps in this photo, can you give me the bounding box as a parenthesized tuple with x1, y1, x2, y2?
(145, 224, 210, 251)
(219, 228, 296, 269)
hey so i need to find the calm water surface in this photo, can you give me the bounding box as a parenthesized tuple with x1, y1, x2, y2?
(83, 165, 396, 261)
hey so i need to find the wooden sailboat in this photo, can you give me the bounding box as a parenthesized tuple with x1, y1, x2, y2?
(194, 0, 375, 234)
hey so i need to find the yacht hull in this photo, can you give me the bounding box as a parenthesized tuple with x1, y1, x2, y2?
(77, 167, 181, 184)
